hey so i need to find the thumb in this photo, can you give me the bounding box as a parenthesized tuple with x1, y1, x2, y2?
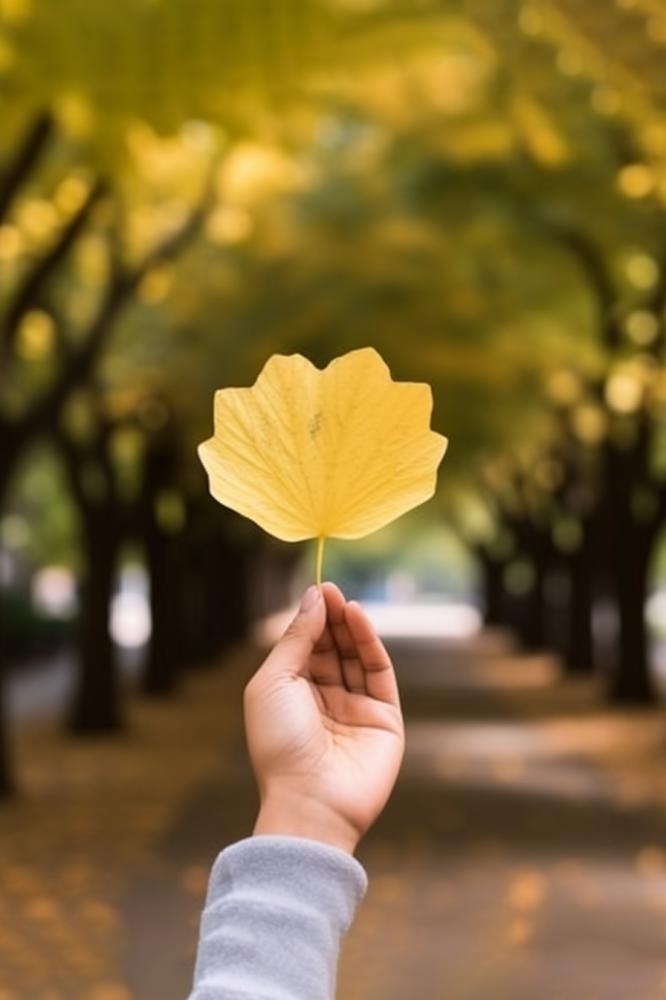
(263, 585, 326, 677)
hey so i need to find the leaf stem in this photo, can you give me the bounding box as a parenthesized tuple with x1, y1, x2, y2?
(315, 535, 325, 586)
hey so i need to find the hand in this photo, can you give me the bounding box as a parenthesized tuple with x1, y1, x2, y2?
(244, 582, 405, 854)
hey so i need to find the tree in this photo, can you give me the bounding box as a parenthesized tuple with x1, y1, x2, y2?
(53, 392, 126, 732)
(0, 116, 210, 784)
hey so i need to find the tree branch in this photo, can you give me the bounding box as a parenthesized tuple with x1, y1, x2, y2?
(22, 187, 211, 438)
(547, 224, 619, 347)
(0, 112, 54, 226)
(52, 423, 95, 516)
(0, 178, 106, 371)
(645, 238, 666, 359)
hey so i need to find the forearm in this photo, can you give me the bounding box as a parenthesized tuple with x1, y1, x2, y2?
(188, 835, 367, 1000)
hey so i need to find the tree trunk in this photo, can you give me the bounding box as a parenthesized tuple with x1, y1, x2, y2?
(68, 529, 122, 732)
(141, 523, 181, 695)
(195, 531, 252, 660)
(524, 571, 546, 649)
(564, 538, 595, 674)
(603, 430, 659, 703)
(0, 634, 14, 798)
(213, 541, 252, 649)
(478, 551, 505, 627)
(608, 538, 656, 703)
(0, 467, 17, 796)
(519, 543, 551, 651)
(180, 540, 212, 666)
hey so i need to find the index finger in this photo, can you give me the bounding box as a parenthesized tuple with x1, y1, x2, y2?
(343, 600, 401, 708)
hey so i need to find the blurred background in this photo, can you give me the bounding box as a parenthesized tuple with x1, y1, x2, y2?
(2, 1, 666, 997)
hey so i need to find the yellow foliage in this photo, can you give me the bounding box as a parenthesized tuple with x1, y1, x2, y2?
(513, 95, 569, 167)
(16, 310, 55, 362)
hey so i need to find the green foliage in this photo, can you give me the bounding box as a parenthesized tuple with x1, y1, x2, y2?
(6, 445, 80, 569)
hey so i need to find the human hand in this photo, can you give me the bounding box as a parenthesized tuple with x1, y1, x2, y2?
(244, 582, 405, 855)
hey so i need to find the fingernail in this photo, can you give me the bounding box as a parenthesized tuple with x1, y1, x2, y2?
(300, 585, 321, 612)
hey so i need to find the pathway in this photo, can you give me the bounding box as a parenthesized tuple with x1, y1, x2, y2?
(2, 627, 666, 999)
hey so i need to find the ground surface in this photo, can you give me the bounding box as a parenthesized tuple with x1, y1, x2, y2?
(3, 627, 666, 999)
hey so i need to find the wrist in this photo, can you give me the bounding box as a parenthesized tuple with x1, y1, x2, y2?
(253, 789, 361, 856)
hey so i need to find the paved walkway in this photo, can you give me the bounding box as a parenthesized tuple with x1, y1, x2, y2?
(2, 629, 666, 999)
(341, 633, 666, 1000)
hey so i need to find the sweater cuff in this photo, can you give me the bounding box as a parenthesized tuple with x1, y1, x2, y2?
(191, 835, 368, 999)
(205, 835, 368, 931)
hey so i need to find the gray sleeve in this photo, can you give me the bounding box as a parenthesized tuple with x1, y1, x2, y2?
(187, 834, 368, 1000)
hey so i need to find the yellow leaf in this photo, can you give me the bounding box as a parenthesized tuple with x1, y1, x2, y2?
(198, 347, 447, 580)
